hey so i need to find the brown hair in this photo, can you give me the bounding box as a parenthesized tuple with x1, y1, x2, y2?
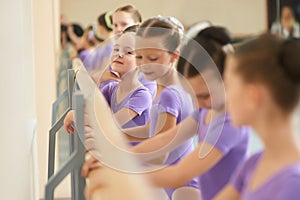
(97, 11, 113, 31)
(177, 26, 232, 78)
(136, 16, 183, 53)
(114, 5, 142, 23)
(233, 33, 300, 112)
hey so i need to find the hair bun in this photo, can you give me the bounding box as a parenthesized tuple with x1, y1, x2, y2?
(280, 38, 300, 84)
(197, 26, 232, 45)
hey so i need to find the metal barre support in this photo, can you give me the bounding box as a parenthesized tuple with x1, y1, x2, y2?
(46, 69, 86, 200)
(71, 93, 86, 200)
(45, 93, 86, 200)
(48, 69, 75, 179)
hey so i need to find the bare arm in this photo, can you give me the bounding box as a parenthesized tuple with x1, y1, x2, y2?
(63, 107, 137, 135)
(154, 112, 177, 135)
(122, 123, 150, 141)
(122, 112, 177, 140)
(67, 25, 81, 47)
(213, 184, 240, 200)
(114, 107, 138, 127)
(147, 143, 223, 188)
(131, 116, 198, 162)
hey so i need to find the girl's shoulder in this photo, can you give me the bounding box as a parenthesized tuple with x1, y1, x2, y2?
(160, 85, 188, 100)
(129, 85, 152, 99)
(244, 151, 263, 168)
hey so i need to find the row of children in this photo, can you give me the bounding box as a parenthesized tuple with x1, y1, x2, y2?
(63, 4, 300, 200)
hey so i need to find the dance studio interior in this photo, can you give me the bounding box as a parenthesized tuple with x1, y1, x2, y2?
(1, 0, 300, 200)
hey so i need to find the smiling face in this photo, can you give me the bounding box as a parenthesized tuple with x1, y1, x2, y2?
(112, 11, 136, 35)
(110, 33, 136, 76)
(134, 35, 177, 81)
(135, 48, 174, 81)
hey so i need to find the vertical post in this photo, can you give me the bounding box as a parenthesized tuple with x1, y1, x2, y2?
(45, 92, 86, 200)
(48, 70, 75, 179)
(68, 69, 75, 107)
(72, 93, 86, 200)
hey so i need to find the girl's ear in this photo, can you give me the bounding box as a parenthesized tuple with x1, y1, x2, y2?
(171, 50, 180, 63)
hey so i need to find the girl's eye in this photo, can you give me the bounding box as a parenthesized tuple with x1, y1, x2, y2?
(196, 94, 210, 100)
(126, 51, 133, 55)
(113, 48, 119, 52)
(121, 23, 128, 27)
(149, 58, 158, 61)
(202, 95, 210, 100)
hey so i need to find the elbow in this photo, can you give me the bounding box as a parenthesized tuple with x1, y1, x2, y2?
(169, 170, 186, 188)
(158, 166, 186, 188)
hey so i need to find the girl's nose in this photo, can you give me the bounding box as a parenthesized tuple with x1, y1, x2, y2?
(118, 51, 124, 57)
(115, 27, 123, 35)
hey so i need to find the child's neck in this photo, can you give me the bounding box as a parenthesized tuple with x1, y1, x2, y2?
(253, 110, 300, 160)
(156, 67, 178, 87)
(118, 68, 140, 92)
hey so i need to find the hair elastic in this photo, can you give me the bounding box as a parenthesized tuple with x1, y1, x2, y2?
(105, 11, 113, 30)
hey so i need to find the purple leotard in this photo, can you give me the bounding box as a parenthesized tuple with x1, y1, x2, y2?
(90, 42, 113, 71)
(231, 151, 300, 200)
(100, 72, 157, 99)
(101, 81, 152, 129)
(192, 109, 250, 200)
(150, 85, 199, 199)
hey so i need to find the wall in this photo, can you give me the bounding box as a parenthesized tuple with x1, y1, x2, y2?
(0, 0, 37, 199)
(61, 0, 267, 34)
(32, 0, 67, 198)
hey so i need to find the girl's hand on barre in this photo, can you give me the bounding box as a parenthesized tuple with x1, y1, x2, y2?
(64, 110, 75, 133)
(82, 155, 107, 200)
(84, 166, 107, 200)
(97, 68, 121, 86)
(81, 154, 102, 178)
(63, 110, 91, 134)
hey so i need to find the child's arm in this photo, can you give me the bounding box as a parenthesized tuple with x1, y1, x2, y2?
(121, 112, 178, 140)
(131, 116, 198, 161)
(113, 107, 139, 127)
(154, 112, 177, 135)
(213, 185, 240, 200)
(122, 122, 150, 140)
(147, 143, 223, 188)
(116, 88, 152, 137)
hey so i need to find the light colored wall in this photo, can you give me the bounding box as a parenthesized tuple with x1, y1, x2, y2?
(61, 0, 267, 34)
(0, 0, 37, 199)
(32, 0, 70, 198)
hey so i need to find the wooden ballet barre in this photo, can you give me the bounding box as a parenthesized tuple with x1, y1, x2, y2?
(74, 61, 169, 200)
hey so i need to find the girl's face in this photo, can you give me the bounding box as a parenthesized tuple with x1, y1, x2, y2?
(135, 48, 174, 81)
(110, 33, 136, 76)
(135, 36, 176, 81)
(224, 56, 253, 126)
(112, 11, 136, 35)
(188, 69, 225, 110)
